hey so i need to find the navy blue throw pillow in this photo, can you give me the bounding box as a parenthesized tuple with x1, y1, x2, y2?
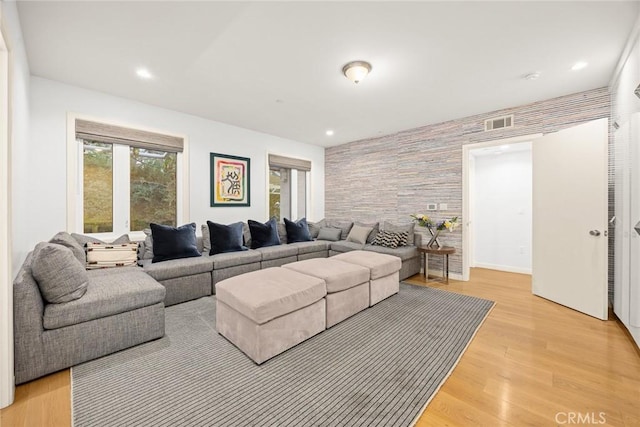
(150, 223, 201, 263)
(207, 221, 248, 255)
(284, 217, 312, 243)
(248, 218, 281, 249)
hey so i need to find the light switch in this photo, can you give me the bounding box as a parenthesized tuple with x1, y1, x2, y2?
(439, 203, 448, 210)
(426, 203, 437, 211)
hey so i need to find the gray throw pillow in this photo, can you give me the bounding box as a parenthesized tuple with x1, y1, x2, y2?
(242, 222, 252, 248)
(50, 232, 86, 265)
(307, 219, 326, 239)
(71, 233, 130, 247)
(382, 221, 415, 246)
(346, 225, 373, 246)
(142, 228, 154, 259)
(277, 222, 288, 244)
(355, 221, 379, 244)
(325, 220, 354, 240)
(201, 224, 211, 254)
(317, 227, 342, 242)
(31, 242, 89, 304)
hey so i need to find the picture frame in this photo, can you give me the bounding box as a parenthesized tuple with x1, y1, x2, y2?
(210, 153, 251, 207)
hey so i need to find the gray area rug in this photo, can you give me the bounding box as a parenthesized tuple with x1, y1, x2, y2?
(72, 283, 494, 427)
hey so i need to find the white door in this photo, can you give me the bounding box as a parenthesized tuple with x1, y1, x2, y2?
(532, 118, 608, 320)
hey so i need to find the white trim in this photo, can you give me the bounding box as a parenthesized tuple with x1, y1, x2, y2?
(473, 263, 532, 275)
(0, 22, 14, 408)
(462, 133, 541, 282)
(67, 113, 189, 234)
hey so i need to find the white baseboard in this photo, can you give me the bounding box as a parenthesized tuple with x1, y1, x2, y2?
(473, 262, 532, 275)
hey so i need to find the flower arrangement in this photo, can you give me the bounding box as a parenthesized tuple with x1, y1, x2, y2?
(435, 216, 459, 232)
(410, 213, 433, 228)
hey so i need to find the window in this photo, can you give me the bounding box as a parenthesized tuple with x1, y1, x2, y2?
(268, 154, 311, 221)
(71, 118, 185, 237)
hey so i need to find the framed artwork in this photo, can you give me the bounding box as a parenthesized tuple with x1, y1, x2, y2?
(210, 153, 251, 207)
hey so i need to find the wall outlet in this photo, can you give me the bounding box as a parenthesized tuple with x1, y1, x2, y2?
(439, 203, 448, 210)
(426, 203, 437, 211)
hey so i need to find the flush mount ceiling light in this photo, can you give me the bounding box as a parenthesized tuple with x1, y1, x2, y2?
(325, 130, 334, 136)
(342, 61, 372, 84)
(524, 72, 541, 80)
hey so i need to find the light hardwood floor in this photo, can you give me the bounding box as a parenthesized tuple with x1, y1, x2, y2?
(2, 268, 639, 426)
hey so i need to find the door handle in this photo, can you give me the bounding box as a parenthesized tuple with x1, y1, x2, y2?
(589, 230, 601, 237)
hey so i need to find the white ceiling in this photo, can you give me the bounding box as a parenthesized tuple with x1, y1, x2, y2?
(16, 1, 639, 147)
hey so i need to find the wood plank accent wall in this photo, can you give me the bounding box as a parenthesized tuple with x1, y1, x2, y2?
(326, 87, 610, 277)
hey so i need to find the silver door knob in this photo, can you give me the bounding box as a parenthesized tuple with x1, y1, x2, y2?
(589, 230, 601, 236)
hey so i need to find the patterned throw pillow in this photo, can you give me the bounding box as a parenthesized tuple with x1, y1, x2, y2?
(372, 230, 400, 249)
(86, 242, 139, 269)
(395, 231, 409, 247)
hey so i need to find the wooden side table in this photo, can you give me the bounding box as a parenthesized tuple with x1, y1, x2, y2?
(418, 246, 456, 283)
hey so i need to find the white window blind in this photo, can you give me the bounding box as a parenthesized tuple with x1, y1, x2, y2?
(75, 119, 184, 153)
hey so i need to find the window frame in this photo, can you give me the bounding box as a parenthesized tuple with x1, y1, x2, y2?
(266, 152, 312, 221)
(67, 113, 189, 241)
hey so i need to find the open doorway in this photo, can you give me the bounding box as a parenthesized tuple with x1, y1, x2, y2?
(470, 142, 532, 274)
(462, 134, 540, 280)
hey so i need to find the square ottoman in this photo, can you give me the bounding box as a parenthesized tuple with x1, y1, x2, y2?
(283, 258, 370, 328)
(332, 250, 401, 306)
(215, 267, 327, 364)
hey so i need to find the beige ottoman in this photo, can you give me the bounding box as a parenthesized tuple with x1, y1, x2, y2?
(283, 258, 370, 328)
(215, 267, 327, 364)
(332, 250, 401, 306)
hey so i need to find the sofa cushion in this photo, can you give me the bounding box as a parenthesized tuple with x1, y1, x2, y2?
(255, 244, 298, 261)
(307, 219, 326, 239)
(277, 222, 288, 244)
(317, 227, 341, 241)
(216, 267, 326, 324)
(150, 223, 201, 263)
(289, 240, 330, 255)
(207, 221, 247, 255)
(346, 224, 373, 246)
(139, 256, 214, 282)
(330, 241, 365, 253)
(209, 250, 262, 269)
(382, 221, 416, 246)
(43, 270, 165, 330)
(284, 218, 312, 243)
(325, 220, 354, 240)
(248, 218, 281, 249)
(355, 221, 379, 244)
(49, 232, 86, 265)
(283, 258, 369, 293)
(31, 242, 89, 304)
(364, 244, 419, 261)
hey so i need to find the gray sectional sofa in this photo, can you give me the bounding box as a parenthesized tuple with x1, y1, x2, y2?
(13, 219, 421, 384)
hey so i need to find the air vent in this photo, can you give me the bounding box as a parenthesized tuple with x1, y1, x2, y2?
(484, 115, 514, 131)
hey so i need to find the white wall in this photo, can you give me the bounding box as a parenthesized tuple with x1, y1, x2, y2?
(472, 145, 532, 274)
(21, 76, 324, 262)
(1, 0, 31, 409)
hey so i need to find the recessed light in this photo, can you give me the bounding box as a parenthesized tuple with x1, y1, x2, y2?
(571, 61, 588, 71)
(136, 68, 153, 79)
(524, 72, 540, 80)
(326, 130, 334, 136)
